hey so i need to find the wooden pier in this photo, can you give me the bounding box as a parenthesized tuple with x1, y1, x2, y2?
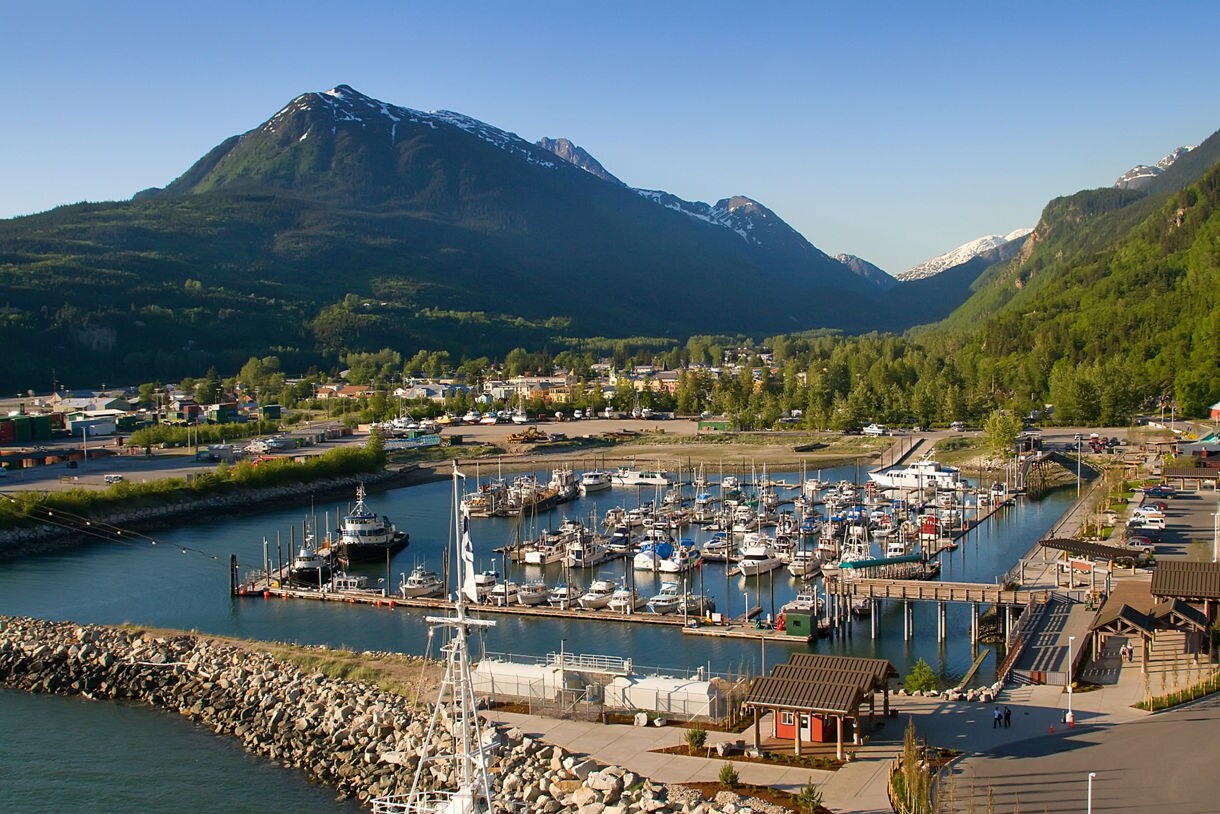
(826, 577, 1050, 606)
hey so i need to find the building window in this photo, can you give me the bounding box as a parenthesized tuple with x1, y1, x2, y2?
(780, 711, 794, 726)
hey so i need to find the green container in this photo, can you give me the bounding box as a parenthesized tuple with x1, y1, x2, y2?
(11, 415, 33, 443)
(785, 611, 814, 638)
(30, 415, 53, 440)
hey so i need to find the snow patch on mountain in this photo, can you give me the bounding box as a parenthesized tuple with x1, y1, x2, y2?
(1114, 146, 1194, 190)
(263, 85, 559, 170)
(897, 228, 1033, 282)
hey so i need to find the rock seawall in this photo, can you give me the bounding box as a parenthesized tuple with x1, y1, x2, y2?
(0, 465, 442, 555)
(0, 617, 788, 813)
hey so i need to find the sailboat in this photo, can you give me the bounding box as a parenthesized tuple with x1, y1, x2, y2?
(371, 463, 511, 814)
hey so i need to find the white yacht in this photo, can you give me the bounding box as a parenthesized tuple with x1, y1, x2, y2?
(607, 587, 647, 613)
(515, 579, 549, 606)
(658, 545, 700, 574)
(612, 466, 673, 487)
(579, 470, 613, 495)
(564, 537, 611, 568)
(869, 459, 963, 491)
(577, 579, 617, 610)
(786, 549, 821, 579)
(646, 582, 682, 614)
(736, 542, 783, 577)
(547, 583, 579, 609)
(397, 564, 444, 598)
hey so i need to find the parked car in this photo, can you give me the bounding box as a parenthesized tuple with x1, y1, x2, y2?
(103, 474, 124, 484)
(1144, 485, 1176, 499)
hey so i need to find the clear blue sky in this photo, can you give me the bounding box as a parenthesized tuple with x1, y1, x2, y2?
(2, 1, 1217, 273)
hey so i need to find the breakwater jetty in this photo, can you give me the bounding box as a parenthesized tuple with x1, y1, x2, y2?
(0, 464, 442, 555)
(0, 616, 791, 813)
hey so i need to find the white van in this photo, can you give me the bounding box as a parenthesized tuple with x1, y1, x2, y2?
(104, 474, 124, 484)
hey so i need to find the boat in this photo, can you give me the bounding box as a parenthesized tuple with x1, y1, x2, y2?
(335, 484, 410, 564)
(472, 571, 499, 602)
(700, 533, 736, 562)
(564, 536, 612, 568)
(646, 582, 683, 614)
(611, 466, 673, 487)
(398, 564, 444, 598)
(868, 459, 963, 491)
(577, 579, 617, 609)
(515, 579, 549, 606)
(781, 588, 823, 614)
(579, 470, 613, 495)
(607, 587, 647, 613)
(547, 583, 579, 609)
(371, 463, 511, 814)
(786, 549, 821, 579)
(287, 526, 332, 587)
(658, 543, 700, 573)
(330, 572, 371, 592)
(736, 542, 783, 577)
(488, 581, 519, 607)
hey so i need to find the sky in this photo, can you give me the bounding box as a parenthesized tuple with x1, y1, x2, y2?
(2, 1, 1218, 274)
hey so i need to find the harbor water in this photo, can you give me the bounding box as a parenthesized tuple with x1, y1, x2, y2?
(0, 464, 1075, 810)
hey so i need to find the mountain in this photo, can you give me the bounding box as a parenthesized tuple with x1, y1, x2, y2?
(835, 254, 897, 291)
(1114, 146, 1194, 190)
(537, 137, 624, 185)
(926, 126, 1220, 414)
(0, 84, 878, 390)
(897, 229, 1033, 282)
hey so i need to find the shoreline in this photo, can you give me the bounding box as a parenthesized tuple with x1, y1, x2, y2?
(0, 464, 445, 555)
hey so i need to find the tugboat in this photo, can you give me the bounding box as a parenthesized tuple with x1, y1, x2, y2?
(336, 484, 409, 565)
(288, 524, 333, 588)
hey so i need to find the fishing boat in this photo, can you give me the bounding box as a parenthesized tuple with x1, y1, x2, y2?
(397, 564, 444, 598)
(371, 463, 512, 814)
(288, 526, 332, 587)
(700, 533, 736, 562)
(579, 469, 613, 495)
(335, 484, 409, 564)
(577, 579, 617, 609)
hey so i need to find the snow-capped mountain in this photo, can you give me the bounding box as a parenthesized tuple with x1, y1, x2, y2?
(536, 137, 624, 185)
(1114, 146, 1195, 190)
(897, 229, 1033, 282)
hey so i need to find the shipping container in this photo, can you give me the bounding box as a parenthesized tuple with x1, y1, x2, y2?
(0, 420, 14, 444)
(11, 416, 33, 443)
(30, 415, 53, 441)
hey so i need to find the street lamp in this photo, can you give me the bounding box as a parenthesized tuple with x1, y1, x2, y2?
(1087, 771, 1097, 814)
(1066, 635, 1076, 727)
(1076, 437, 1082, 498)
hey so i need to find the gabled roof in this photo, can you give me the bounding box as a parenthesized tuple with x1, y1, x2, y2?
(1151, 561, 1220, 601)
(744, 653, 897, 716)
(1040, 538, 1136, 561)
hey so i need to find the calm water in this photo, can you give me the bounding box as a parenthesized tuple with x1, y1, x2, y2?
(0, 464, 1074, 811)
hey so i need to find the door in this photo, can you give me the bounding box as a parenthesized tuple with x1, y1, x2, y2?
(799, 714, 813, 741)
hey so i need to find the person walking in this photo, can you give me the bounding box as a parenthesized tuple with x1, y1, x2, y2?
(993, 706, 1002, 728)
(1003, 706, 1012, 728)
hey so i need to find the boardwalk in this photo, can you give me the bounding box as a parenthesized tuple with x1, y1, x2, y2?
(826, 577, 1049, 606)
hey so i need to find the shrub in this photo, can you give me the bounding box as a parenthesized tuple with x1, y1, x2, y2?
(684, 726, 707, 755)
(718, 762, 739, 789)
(797, 780, 823, 813)
(905, 658, 938, 693)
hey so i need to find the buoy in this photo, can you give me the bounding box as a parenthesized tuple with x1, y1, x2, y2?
(263, 590, 270, 598)
(388, 601, 395, 609)
(1048, 725, 1055, 733)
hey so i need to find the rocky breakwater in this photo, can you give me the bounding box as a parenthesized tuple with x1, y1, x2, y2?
(0, 616, 789, 813)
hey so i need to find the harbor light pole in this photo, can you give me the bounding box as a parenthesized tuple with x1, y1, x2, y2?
(1087, 771, 1097, 814)
(1066, 635, 1076, 727)
(1213, 511, 1219, 563)
(1076, 438, 1082, 498)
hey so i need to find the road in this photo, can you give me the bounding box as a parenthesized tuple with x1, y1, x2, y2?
(951, 694, 1220, 813)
